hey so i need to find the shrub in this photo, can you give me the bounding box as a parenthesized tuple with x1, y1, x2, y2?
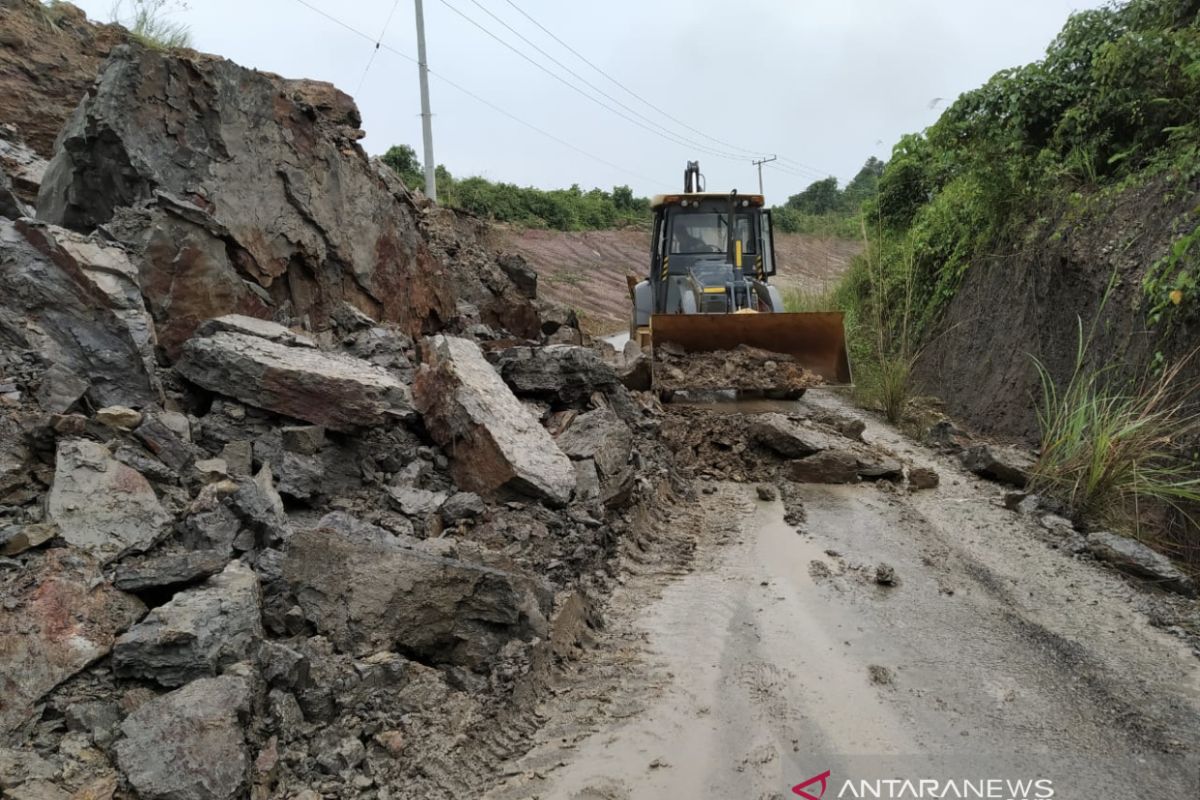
(111, 0, 192, 50)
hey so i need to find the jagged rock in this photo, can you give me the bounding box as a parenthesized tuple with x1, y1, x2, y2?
(112, 561, 264, 686)
(1085, 531, 1195, 595)
(220, 440, 253, 477)
(813, 410, 867, 441)
(388, 485, 448, 517)
(0, 549, 145, 734)
(617, 351, 652, 392)
(194, 458, 229, 485)
(34, 364, 89, 414)
(134, 414, 195, 473)
(111, 551, 231, 593)
(259, 641, 310, 690)
(787, 450, 861, 484)
(95, 405, 142, 429)
(440, 491, 486, 525)
(177, 332, 413, 432)
(750, 414, 841, 458)
(281, 425, 326, 455)
(47, 439, 171, 563)
(555, 410, 632, 479)
(874, 563, 898, 586)
(0, 220, 158, 409)
(496, 253, 537, 299)
(0, 125, 48, 207)
(0, 162, 27, 219)
(414, 335, 575, 505)
(571, 459, 601, 502)
(491, 344, 622, 403)
(115, 675, 252, 800)
(961, 444, 1035, 488)
(925, 420, 970, 452)
(858, 458, 903, 482)
(283, 516, 550, 669)
(756, 484, 777, 501)
(195, 315, 316, 348)
(907, 466, 940, 491)
(38, 46, 458, 355)
(0, 523, 55, 556)
(276, 452, 323, 501)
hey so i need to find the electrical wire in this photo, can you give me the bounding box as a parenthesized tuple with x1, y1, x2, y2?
(289, 0, 670, 190)
(355, 0, 402, 95)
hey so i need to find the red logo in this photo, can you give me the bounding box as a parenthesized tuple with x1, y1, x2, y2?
(792, 770, 832, 799)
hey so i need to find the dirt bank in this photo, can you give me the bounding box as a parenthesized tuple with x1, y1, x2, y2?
(498, 227, 861, 334)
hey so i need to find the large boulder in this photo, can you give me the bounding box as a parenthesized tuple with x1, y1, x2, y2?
(176, 330, 412, 432)
(0, 549, 145, 734)
(37, 46, 458, 356)
(414, 335, 576, 505)
(47, 439, 171, 564)
(554, 409, 633, 502)
(114, 675, 252, 800)
(283, 515, 550, 669)
(960, 444, 1036, 488)
(750, 413, 842, 458)
(112, 561, 264, 686)
(491, 344, 623, 402)
(0, 219, 158, 409)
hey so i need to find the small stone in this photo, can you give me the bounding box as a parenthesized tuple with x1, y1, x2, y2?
(907, 467, 940, 491)
(868, 664, 894, 686)
(374, 730, 405, 757)
(220, 441, 253, 477)
(756, 484, 777, 501)
(0, 523, 56, 556)
(281, 425, 325, 456)
(874, 563, 897, 586)
(94, 405, 143, 429)
(194, 458, 229, 484)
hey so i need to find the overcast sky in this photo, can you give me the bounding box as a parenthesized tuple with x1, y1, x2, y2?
(73, 0, 1104, 198)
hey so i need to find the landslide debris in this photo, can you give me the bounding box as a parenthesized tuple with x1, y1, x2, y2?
(653, 343, 824, 393)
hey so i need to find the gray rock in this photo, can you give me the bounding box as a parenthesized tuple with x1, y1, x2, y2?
(37, 47, 461, 357)
(283, 516, 550, 669)
(113, 445, 178, 484)
(440, 491, 486, 525)
(220, 440, 253, 477)
(177, 331, 412, 432)
(413, 335, 576, 506)
(813, 410, 867, 441)
(0, 523, 56, 556)
(194, 457, 229, 484)
(277, 451, 324, 501)
(0, 549, 145, 734)
(195, 315, 316, 348)
(0, 162, 28, 219)
(491, 344, 622, 402)
(112, 561, 264, 686)
(388, 485, 448, 517)
(787, 450, 861, 484)
(858, 458, 903, 482)
(496, 253, 537, 299)
(555, 409, 633, 482)
(1085, 531, 1195, 595)
(960, 444, 1035, 488)
(756, 484, 777, 501)
(259, 641, 310, 690)
(1, 220, 158, 409)
(571, 459, 601, 502)
(35, 363, 89, 413)
(750, 414, 841, 458)
(281, 425, 325, 455)
(47, 439, 171, 563)
(135, 414, 195, 473)
(95, 405, 143, 429)
(115, 675, 252, 800)
(111, 550, 230, 593)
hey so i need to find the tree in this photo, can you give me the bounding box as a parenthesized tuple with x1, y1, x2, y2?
(786, 176, 842, 215)
(381, 145, 423, 189)
(843, 157, 886, 209)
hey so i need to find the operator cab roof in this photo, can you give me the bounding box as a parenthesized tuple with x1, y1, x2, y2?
(651, 192, 765, 210)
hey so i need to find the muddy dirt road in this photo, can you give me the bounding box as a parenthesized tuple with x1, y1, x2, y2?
(487, 392, 1200, 799)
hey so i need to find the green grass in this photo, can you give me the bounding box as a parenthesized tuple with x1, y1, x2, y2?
(781, 285, 838, 313)
(1030, 320, 1200, 532)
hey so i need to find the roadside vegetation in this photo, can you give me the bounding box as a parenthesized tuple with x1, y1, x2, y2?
(110, 0, 191, 49)
(770, 157, 883, 239)
(382, 145, 650, 231)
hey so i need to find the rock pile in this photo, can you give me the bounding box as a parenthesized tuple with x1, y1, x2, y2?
(0, 24, 659, 799)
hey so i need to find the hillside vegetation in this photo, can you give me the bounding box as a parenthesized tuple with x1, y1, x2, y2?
(382, 143, 879, 238)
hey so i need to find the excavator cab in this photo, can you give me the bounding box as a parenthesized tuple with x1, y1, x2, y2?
(629, 162, 852, 389)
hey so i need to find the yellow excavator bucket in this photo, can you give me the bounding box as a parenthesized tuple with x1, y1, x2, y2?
(650, 311, 853, 386)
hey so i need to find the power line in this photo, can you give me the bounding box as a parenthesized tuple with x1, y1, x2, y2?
(356, 0, 402, 95)
(435, 0, 757, 163)
(288, 0, 669, 190)
(499, 0, 843, 180)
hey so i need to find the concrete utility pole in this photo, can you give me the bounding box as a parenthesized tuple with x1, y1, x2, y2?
(752, 155, 777, 195)
(414, 0, 437, 202)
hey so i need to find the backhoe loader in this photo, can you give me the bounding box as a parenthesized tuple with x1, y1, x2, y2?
(628, 161, 852, 394)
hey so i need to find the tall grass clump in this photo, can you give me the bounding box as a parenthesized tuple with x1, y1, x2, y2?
(111, 0, 191, 50)
(1030, 313, 1200, 531)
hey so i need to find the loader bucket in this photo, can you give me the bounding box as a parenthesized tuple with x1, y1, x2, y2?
(650, 311, 852, 386)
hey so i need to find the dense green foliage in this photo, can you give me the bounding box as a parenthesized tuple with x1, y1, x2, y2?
(849, 0, 1200, 347)
(381, 145, 650, 231)
(770, 158, 884, 239)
